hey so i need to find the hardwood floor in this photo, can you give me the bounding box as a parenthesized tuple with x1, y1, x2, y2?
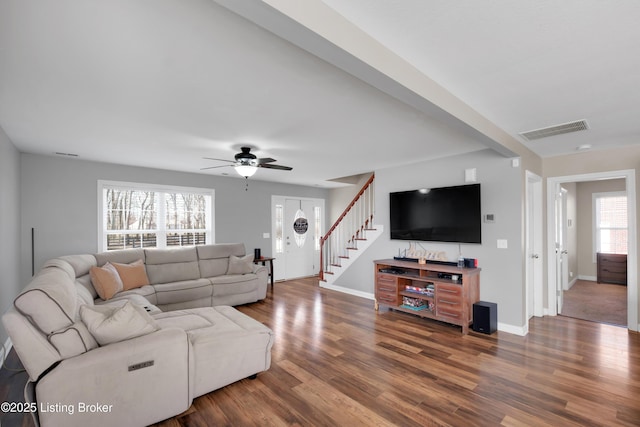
(2, 277, 639, 426)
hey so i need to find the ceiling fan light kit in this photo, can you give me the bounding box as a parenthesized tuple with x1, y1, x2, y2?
(235, 164, 258, 177)
(201, 147, 293, 180)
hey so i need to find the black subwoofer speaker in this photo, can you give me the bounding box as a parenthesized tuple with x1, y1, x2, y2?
(473, 301, 497, 334)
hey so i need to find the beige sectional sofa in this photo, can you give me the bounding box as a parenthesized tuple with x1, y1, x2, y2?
(2, 243, 274, 427)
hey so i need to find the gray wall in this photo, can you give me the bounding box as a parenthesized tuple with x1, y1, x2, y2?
(334, 149, 526, 329)
(0, 127, 21, 347)
(328, 173, 374, 223)
(20, 153, 329, 287)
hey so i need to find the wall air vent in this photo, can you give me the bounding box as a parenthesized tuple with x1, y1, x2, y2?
(519, 119, 589, 141)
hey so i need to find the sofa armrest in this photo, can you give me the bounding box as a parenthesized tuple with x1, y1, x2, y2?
(35, 328, 192, 427)
(252, 263, 268, 277)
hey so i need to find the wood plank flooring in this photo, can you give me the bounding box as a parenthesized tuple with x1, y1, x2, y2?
(2, 276, 640, 426)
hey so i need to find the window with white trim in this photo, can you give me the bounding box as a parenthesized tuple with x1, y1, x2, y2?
(594, 191, 627, 255)
(274, 204, 284, 254)
(99, 181, 214, 251)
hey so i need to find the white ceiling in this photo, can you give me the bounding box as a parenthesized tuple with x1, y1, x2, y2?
(1, 0, 639, 187)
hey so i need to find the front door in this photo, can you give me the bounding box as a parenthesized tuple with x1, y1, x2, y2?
(272, 196, 324, 281)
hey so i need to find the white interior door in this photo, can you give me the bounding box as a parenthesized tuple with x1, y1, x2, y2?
(283, 198, 318, 280)
(526, 171, 543, 319)
(555, 187, 569, 313)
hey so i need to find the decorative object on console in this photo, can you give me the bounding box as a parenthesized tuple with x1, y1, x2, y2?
(403, 242, 448, 262)
(464, 258, 479, 268)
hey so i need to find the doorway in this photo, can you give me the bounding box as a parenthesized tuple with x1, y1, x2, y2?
(271, 196, 325, 281)
(546, 170, 637, 331)
(525, 171, 543, 320)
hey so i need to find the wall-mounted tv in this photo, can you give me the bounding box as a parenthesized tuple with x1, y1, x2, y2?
(389, 183, 481, 244)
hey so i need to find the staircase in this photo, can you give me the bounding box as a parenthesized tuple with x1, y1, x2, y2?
(320, 174, 383, 287)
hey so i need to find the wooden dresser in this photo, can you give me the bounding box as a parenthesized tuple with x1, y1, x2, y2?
(596, 253, 627, 285)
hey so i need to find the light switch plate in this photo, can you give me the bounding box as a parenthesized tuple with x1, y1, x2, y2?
(497, 239, 508, 249)
(263, 233, 270, 239)
(465, 168, 477, 182)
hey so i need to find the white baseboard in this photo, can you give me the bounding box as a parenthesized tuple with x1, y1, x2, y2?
(578, 275, 597, 282)
(319, 282, 375, 301)
(498, 322, 528, 336)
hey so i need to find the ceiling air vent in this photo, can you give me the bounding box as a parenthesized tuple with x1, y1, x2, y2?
(519, 119, 589, 141)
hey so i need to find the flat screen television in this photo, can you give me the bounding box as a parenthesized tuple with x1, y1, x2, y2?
(389, 183, 481, 243)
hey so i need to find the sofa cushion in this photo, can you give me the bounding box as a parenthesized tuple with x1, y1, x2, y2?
(95, 248, 146, 267)
(97, 285, 158, 305)
(153, 310, 214, 331)
(154, 279, 212, 306)
(145, 247, 200, 284)
(76, 273, 98, 301)
(157, 306, 273, 397)
(58, 254, 97, 278)
(210, 274, 259, 296)
(14, 267, 78, 334)
(97, 293, 154, 309)
(80, 302, 159, 346)
(112, 259, 150, 290)
(197, 243, 246, 278)
(90, 263, 124, 300)
(227, 254, 254, 275)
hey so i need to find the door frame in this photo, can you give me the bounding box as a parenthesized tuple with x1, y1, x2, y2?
(555, 186, 568, 314)
(271, 195, 325, 281)
(546, 169, 637, 331)
(526, 171, 544, 319)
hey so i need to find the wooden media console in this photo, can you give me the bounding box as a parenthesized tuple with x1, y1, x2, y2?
(374, 259, 480, 334)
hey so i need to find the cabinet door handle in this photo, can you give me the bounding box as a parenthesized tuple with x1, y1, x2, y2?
(439, 299, 459, 305)
(439, 288, 458, 294)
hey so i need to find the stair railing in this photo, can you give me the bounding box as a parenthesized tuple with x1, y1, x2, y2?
(320, 174, 375, 281)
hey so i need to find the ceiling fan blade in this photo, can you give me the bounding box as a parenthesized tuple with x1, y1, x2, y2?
(257, 157, 277, 164)
(259, 163, 293, 171)
(202, 157, 234, 163)
(200, 164, 233, 170)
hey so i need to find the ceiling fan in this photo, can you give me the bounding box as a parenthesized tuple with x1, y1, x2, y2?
(201, 146, 293, 178)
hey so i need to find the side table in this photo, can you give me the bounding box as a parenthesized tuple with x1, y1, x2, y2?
(254, 257, 275, 289)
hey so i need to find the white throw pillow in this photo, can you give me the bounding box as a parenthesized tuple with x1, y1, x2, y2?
(226, 254, 254, 275)
(80, 301, 158, 346)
